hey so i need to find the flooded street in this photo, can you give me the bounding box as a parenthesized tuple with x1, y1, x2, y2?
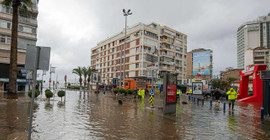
(1, 90, 270, 140)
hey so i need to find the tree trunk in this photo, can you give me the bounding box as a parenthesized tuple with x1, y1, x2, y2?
(79, 77, 82, 90)
(87, 77, 90, 90)
(84, 78, 86, 90)
(8, 0, 19, 97)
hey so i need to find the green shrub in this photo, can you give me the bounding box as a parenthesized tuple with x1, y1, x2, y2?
(45, 89, 51, 92)
(28, 90, 40, 98)
(57, 90, 65, 97)
(119, 88, 126, 94)
(67, 85, 80, 89)
(45, 89, 53, 99)
(127, 89, 134, 95)
(113, 89, 119, 94)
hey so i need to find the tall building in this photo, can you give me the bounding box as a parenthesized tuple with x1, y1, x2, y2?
(186, 48, 213, 81)
(237, 13, 270, 69)
(90, 22, 187, 85)
(0, 0, 39, 92)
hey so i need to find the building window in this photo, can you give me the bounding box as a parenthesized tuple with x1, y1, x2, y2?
(144, 38, 157, 46)
(144, 30, 158, 39)
(136, 39, 140, 45)
(136, 63, 139, 68)
(135, 71, 139, 76)
(136, 55, 139, 60)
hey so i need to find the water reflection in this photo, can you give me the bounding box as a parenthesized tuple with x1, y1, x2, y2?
(1, 91, 270, 139)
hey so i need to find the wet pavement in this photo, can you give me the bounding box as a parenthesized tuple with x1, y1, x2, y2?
(1, 90, 270, 140)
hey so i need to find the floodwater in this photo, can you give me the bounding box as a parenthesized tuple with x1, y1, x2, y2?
(1, 90, 270, 140)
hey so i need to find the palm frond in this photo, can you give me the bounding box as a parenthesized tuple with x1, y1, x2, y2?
(1, 0, 12, 6)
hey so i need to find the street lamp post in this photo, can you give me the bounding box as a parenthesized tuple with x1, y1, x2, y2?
(49, 65, 55, 90)
(122, 9, 132, 88)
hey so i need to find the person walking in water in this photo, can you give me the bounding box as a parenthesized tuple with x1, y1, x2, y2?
(227, 88, 238, 110)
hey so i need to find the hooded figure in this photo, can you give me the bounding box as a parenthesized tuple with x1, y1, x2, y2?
(227, 88, 238, 110)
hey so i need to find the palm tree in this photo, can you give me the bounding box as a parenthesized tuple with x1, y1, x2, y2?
(72, 67, 83, 90)
(2, 0, 33, 95)
(87, 67, 97, 90)
(81, 67, 88, 90)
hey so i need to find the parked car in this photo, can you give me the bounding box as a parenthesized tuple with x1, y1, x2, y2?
(202, 89, 227, 98)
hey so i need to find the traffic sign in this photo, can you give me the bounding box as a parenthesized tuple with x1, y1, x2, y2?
(149, 95, 154, 105)
(150, 88, 154, 95)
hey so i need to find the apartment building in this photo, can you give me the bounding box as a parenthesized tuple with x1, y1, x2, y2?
(90, 22, 187, 85)
(220, 68, 242, 81)
(245, 47, 270, 69)
(0, 0, 39, 92)
(237, 12, 270, 69)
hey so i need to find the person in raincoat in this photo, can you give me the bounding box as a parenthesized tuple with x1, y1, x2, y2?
(138, 89, 142, 99)
(227, 88, 238, 110)
(177, 89, 181, 99)
(142, 89, 145, 99)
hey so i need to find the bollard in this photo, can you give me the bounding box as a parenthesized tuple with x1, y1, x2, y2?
(189, 96, 191, 101)
(202, 98, 204, 105)
(210, 100, 212, 107)
(191, 97, 193, 102)
(223, 102, 226, 112)
(197, 98, 199, 104)
(194, 97, 196, 102)
(261, 107, 264, 120)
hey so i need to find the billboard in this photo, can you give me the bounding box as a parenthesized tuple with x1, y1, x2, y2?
(192, 82, 203, 95)
(165, 74, 177, 104)
(192, 51, 211, 75)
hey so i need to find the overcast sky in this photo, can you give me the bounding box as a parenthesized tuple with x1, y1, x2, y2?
(36, 0, 270, 84)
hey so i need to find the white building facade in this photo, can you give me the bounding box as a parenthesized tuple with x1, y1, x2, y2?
(237, 13, 270, 69)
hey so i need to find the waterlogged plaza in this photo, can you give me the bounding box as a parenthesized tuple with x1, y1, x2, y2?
(0, 91, 270, 140)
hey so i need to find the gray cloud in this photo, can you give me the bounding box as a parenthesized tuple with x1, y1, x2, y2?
(36, 0, 270, 85)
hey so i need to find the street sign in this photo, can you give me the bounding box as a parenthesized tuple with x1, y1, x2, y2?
(25, 46, 51, 71)
(92, 72, 101, 83)
(150, 88, 154, 95)
(26, 70, 33, 80)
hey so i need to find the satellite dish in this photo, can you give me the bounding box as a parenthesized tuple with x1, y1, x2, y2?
(151, 46, 156, 54)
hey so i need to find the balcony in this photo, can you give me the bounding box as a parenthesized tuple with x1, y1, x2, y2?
(18, 15, 38, 25)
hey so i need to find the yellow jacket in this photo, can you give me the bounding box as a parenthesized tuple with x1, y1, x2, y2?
(227, 88, 237, 100)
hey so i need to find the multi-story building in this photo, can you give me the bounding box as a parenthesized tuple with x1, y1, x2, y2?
(245, 47, 270, 69)
(186, 48, 213, 81)
(220, 67, 242, 81)
(90, 22, 187, 85)
(0, 0, 39, 92)
(237, 13, 270, 69)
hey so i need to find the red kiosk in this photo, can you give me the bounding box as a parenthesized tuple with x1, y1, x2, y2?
(238, 65, 267, 103)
